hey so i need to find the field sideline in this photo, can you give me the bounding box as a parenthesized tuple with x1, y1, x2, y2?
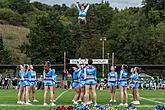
(0, 89, 164, 110)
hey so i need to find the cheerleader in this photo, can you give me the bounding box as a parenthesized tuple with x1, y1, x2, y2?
(133, 67, 140, 104)
(43, 61, 55, 106)
(29, 65, 39, 103)
(107, 66, 118, 103)
(23, 64, 32, 105)
(119, 64, 128, 107)
(84, 59, 97, 106)
(71, 66, 81, 104)
(17, 65, 25, 104)
(130, 68, 135, 102)
(75, 0, 90, 24)
(52, 69, 56, 103)
(78, 63, 86, 103)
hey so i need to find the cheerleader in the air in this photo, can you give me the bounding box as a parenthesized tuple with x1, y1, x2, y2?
(75, 0, 90, 24)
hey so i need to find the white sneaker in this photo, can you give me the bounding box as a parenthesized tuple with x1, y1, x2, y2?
(134, 101, 140, 105)
(25, 102, 32, 105)
(78, 99, 82, 102)
(83, 103, 87, 106)
(33, 100, 39, 102)
(114, 100, 116, 103)
(86, 101, 92, 105)
(53, 100, 56, 102)
(119, 103, 124, 106)
(94, 103, 98, 106)
(124, 103, 128, 107)
(109, 99, 113, 102)
(51, 103, 56, 106)
(17, 101, 23, 104)
(43, 103, 48, 106)
(88, 100, 93, 104)
(132, 101, 136, 104)
(28, 100, 31, 103)
(73, 101, 78, 105)
(21, 101, 25, 104)
(50, 99, 56, 102)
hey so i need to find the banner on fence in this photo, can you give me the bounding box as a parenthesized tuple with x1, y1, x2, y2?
(70, 59, 109, 64)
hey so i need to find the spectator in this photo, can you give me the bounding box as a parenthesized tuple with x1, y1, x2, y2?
(37, 75, 43, 90)
(60, 80, 63, 88)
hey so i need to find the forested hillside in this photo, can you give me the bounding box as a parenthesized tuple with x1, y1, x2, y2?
(0, 0, 165, 64)
(0, 24, 30, 64)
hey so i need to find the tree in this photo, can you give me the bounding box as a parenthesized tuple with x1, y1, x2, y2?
(0, 8, 23, 26)
(0, 34, 12, 64)
(148, 8, 161, 25)
(142, 0, 159, 10)
(107, 8, 165, 64)
(8, 0, 34, 14)
(25, 11, 72, 64)
(0, 0, 9, 8)
(31, 2, 53, 12)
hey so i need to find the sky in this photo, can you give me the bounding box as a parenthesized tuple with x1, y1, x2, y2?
(30, 0, 143, 9)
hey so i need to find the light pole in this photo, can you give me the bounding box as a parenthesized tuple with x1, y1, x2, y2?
(112, 52, 115, 66)
(107, 52, 110, 72)
(63, 52, 66, 81)
(64, 52, 66, 72)
(100, 37, 106, 77)
(63, 52, 67, 87)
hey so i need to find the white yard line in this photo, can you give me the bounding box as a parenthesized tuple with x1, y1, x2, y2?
(55, 89, 70, 102)
(128, 94, 165, 105)
(0, 104, 42, 107)
(135, 105, 155, 107)
(0, 104, 71, 107)
(150, 98, 165, 101)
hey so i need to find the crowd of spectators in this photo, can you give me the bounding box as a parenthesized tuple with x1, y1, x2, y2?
(97, 78, 165, 90)
(0, 74, 164, 90)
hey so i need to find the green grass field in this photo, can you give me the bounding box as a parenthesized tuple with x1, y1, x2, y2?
(0, 89, 165, 110)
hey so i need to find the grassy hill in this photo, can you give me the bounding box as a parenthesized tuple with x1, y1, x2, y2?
(0, 24, 31, 64)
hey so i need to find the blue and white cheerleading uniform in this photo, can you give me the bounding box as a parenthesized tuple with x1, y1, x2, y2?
(119, 70, 128, 87)
(85, 66, 97, 85)
(79, 67, 86, 87)
(130, 73, 139, 89)
(107, 71, 118, 87)
(72, 67, 81, 88)
(30, 71, 37, 86)
(130, 74, 134, 88)
(23, 70, 31, 87)
(75, 2, 90, 17)
(43, 69, 55, 86)
(18, 70, 24, 86)
(52, 69, 56, 86)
